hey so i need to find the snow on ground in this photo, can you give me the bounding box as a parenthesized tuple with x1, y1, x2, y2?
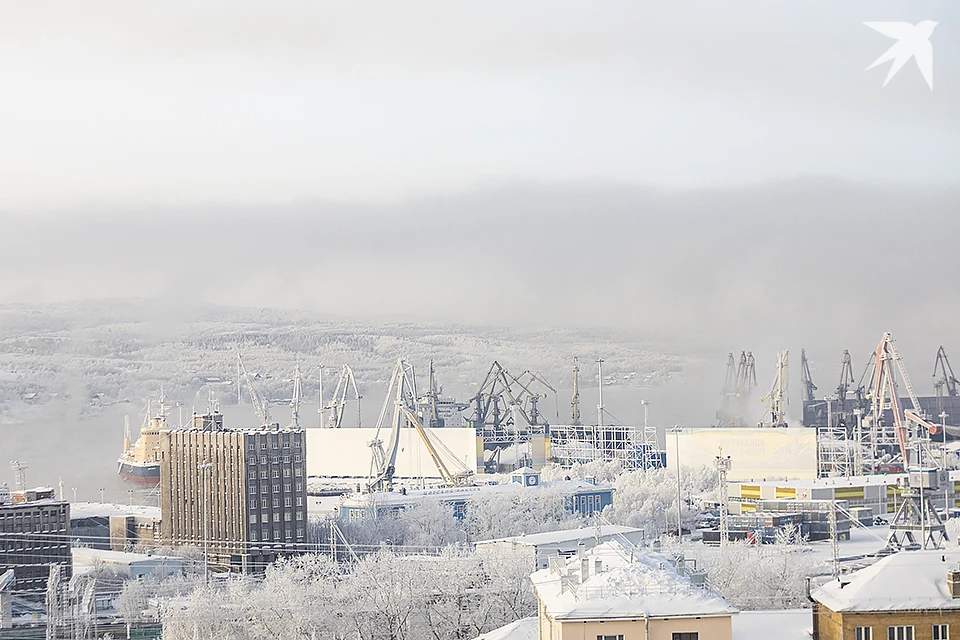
(472, 617, 538, 640)
(733, 609, 811, 640)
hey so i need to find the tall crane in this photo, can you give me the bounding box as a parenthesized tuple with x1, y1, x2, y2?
(325, 365, 361, 428)
(237, 353, 272, 427)
(800, 349, 817, 403)
(367, 360, 416, 493)
(933, 346, 959, 398)
(9, 461, 26, 491)
(571, 357, 581, 426)
(289, 363, 303, 428)
(869, 332, 924, 468)
(760, 350, 789, 427)
(367, 359, 473, 492)
(467, 361, 546, 431)
(836, 350, 855, 403)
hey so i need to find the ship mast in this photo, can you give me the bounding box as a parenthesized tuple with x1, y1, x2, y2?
(571, 358, 581, 425)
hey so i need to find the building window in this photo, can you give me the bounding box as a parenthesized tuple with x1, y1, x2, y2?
(260, 442, 267, 450)
(248, 457, 256, 465)
(671, 635, 697, 640)
(260, 469, 268, 479)
(259, 456, 267, 464)
(284, 512, 292, 522)
(250, 531, 257, 541)
(261, 485, 268, 494)
(261, 499, 268, 508)
(284, 483, 291, 492)
(273, 484, 280, 493)
(283, 468, 291, 478)
(282, 440, 290, 449)
(273, 513, 280, 523)
(282, 455, 290, 463)
(296, 497, 303, 506)
(599, 636, 625, 640)
(285, 497, 292, 507)
(296, 511, 304, 520)
(272, 440, 279, 449)
(273, 498, 279, 508)
(297, 528, 304, 538)
(294, 454, 302, 462)
(888, 627, 914, 640)
(856, 628, 873, 640)
(250, 514, 257, 524)
(273, 469, 280, 479)
(934, 625, 949, 640)
(262, 528, 270, 540)
(294, 467, 302, 477)
(295, 483, 303, 492)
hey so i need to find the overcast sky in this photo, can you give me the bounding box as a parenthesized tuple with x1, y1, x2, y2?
(0, 1, 956, 211)
(0, 1, 957, 366)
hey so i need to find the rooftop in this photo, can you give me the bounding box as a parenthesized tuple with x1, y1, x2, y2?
(477, 525, 643, 547)
(530, 540, 736, 620)
(812, 548, 960, 613)
(72, 546, 181, 565)
(70, 501, 161, 520)
(471, 617, 537, 640)
(732, 609, 811, 640)
(340, 478, 613, 508)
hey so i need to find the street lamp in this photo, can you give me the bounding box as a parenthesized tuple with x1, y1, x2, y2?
(72, 487, 77, 503)
(198, 460, 213, 583)
(99, 488, 105, 504)
(671, 425, 682, 539)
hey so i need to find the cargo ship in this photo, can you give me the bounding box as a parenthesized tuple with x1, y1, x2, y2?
(117, 397, 168, 485)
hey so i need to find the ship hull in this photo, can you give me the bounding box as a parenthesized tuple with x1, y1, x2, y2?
(118, 460, 160, 485)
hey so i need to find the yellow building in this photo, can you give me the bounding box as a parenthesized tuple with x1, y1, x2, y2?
(811, 549, 960, 640)
(530, 540, 736, 640)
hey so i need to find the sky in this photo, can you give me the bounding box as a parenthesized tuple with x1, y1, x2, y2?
(0, 1, 956, 211)
(0, 1, 957, 365)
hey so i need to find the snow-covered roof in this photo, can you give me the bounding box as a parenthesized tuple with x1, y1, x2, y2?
(69, 501, 161, 520)
(812, 549, 960, 613)
(477, 525, 643, 547)
(732, 610, 811, 640)
(472, 617, 538, 640)
(731, 474, 905, 489)
(531, 540, 736, 620)
(72, 546, 182, 565)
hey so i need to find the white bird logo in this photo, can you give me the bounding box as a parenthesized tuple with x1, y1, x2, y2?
(863, 21, 937, 89)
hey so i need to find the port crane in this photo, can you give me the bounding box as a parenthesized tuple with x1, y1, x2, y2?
(467, 361, 550, 431)
(760, 350, 789, 427)
(237, 353, 272, 427)
(868, 333, 929, 468)
(323, 364, 361, 428)
(367, 359, 473, 492)
(289, 363, 303, 428)
(800, 349, 817, 403)
(933, 346, 959, 398)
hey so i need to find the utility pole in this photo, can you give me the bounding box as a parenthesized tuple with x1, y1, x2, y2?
(596, 358, 604, 428)
(571, 358, 581, 426)
(674, 425, 682, 539)
(318, 365, 325, 428)
(716, 448, 731, 549)
(829, 500, 839, 580)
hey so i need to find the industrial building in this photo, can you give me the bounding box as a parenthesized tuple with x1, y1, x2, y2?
(72, 547, 183, 580)
(0, 486, 71, 592)
(338, 468, 614, 522)
(69, 502, 163, 551)
(159, 424, 307, 573)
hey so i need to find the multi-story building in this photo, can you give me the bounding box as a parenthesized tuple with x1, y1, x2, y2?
(530, 539, 736, 640)
(811, 548, 960, 640)
(0, 486, 71, 592)
(159, 423, 307, 573)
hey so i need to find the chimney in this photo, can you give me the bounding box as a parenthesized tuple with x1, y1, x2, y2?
(948, 570, 960, 599)
(581, 557, 590, 581)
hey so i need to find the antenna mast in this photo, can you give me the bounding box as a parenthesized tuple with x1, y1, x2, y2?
(290, 363, 303, 428)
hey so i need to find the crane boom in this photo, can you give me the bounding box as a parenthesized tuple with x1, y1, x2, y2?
(367, 360, 417, 493)
(800, 349, 817, 403)
(934, 346, 959, 398)
(237, 353, 271, 427)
